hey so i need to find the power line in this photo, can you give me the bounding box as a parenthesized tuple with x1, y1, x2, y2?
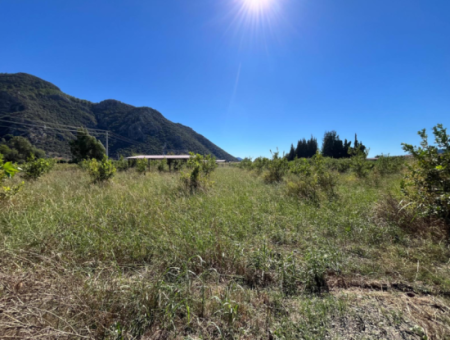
(0, 118, 155, 155)
(0, 115, 108, 133)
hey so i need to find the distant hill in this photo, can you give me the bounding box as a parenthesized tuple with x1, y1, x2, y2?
(0, 73, 236, 161)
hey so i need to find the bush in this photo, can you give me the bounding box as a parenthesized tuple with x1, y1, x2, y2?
(115, 156, 129, 172)
(172, 159, 185, 172)
(23, 155, 55, 180)
(135, 159, 147, 175)
(326, 158, 352, 173)
(374, 155, 405, 175)
(87, 156, 116, 183)
(238, 158, 253, 171)
(375, 194, 447, 237)
(263, 150, 289, 183)
(253, 157, 269, 174)
(0, 154, 23, 200)
(286, 152, 337, 204)
(157, 158, 168, 172)
(349, 147, 372, 178)
(401, 124, 450, 221)
(181, 153, 217, 192)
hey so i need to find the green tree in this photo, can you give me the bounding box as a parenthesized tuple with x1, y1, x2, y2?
(0, 136, 45, 163)
(401, 124, 450, 221)
(69, 128, 106, 163)
(287, 144, 296, 161)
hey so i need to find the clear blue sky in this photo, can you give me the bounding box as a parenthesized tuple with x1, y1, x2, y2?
(1, 0, 449, 158)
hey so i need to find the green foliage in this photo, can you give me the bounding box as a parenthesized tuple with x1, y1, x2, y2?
(349, 146, 371, 178)
(321, 131, 352, 159)
(289, 158, 312, 176)
(135, 158, 147, 175)
(252, 157, 270, 174)
(115, 155, 129, 172)
(171, 159, 185, 171)
(287, 152, 337, 203)
(294, 136, 319, 160)
(181, 152, 217, 191)
(157, 158, 168, 172)
(23, 155, 55, 180)
(303, 249, 340, 294)
(0, 73, 237, 161)
(0, 136, 45, 163)
(238, 157, 253, 170)
(0, 153, 23, 200)
(401, 124, 450, 220)
(263, 150, 289, 183)
(374, 154, 405, 175)
(325, 158, 352, 173)
(87, 156, 116, 182)
(69, 128, 106, 163)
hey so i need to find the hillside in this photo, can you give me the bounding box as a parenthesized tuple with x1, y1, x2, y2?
(0, 73, 236, 160)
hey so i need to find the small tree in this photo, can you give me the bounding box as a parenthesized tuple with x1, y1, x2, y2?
(0, 154, 23, 200)
(23, 155, 55, 180)
(263, 150, 289, 183)
(401, 124, 450, 221)
(115, 156, 129, 172)
(87, 156, 116, 183)
(181, 152, 217, 191)
(136, 158, 147, 175)
(349, 146, 371, 178)
(69, 128, 106, 163)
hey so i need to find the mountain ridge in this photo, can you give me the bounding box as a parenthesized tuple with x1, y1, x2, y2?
(0, 73, 236, 161)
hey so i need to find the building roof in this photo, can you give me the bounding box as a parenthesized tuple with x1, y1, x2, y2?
(126, 155, 191, 160)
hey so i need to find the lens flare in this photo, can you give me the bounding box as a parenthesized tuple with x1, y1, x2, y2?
(242, 0, 273, 12)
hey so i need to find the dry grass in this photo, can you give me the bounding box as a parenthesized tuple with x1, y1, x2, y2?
(1, 166, 449, 339)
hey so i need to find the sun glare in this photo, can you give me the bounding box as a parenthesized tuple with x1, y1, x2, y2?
(242, 0, 273, 12)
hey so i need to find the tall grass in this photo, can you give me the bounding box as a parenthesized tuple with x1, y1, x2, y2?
(0, 165, 449, 339)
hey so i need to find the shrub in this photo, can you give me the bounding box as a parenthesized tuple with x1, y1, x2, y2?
(87, 156, 116, 183)
(253, 157, 269, 174)
(375, 194, 447, 237)
(238, 158, 253, 170)
(401, 124, 450, 221)
(172, 159, 185, 172)
(181, 152, 217, 192)
(0, 154, 23, 200)
(349, 147, 371, 178)
(326, 158, 352, 173)
(135, 158, 147, 175)
(374, 155, 405, 175)
(115, 156, 129, 172)
(263, 150, 289, 183)
(157, 158, 168, 172)
(287, 152, 337, 203)
(23, 155, 55, 180)
(289, 158, 312, 176)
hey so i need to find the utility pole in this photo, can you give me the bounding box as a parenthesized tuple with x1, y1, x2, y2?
(106, 131, 109, 158)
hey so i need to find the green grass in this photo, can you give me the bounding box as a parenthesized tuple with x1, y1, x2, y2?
(1, 165, 449, 339)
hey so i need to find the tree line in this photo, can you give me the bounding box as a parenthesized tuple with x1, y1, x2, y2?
(286, 131, 367, 161)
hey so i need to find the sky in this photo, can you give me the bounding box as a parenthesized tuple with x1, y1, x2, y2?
(1, 0, 449, 158)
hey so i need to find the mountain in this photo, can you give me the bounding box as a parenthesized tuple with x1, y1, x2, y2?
(0, 73, 236, 161)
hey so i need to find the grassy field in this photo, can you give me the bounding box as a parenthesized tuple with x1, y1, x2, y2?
(1, 165, 449, 339)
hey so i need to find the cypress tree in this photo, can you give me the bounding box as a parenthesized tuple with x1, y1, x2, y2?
(287, 144, 296, 161)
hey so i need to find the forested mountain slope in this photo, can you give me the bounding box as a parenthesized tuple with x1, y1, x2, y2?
(0, 73, 236, 160)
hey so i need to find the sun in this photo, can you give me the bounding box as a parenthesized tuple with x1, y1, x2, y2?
(242, 0, 273, 12)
